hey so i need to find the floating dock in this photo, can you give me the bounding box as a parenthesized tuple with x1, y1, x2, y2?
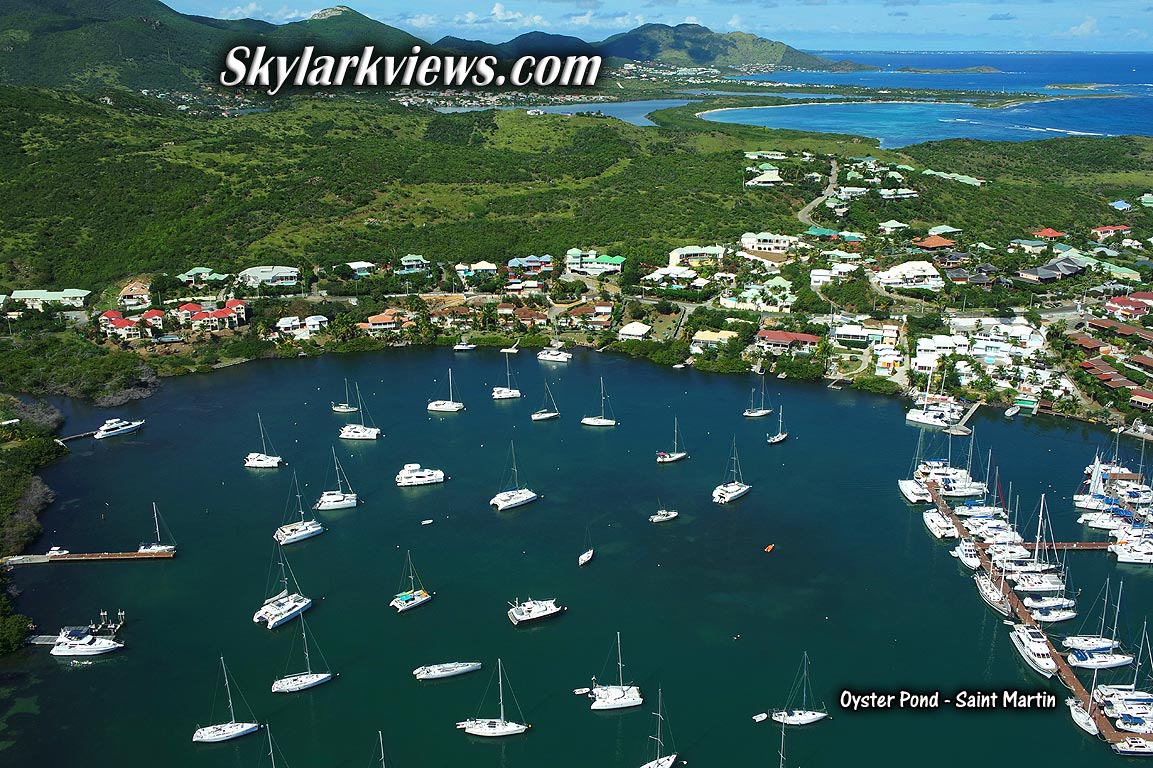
(929, 483, 1144, 750)
(2, 551, 174, 567)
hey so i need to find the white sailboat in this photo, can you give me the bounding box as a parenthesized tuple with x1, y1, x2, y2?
(245, 413, 285, 468)
(389, 550, 433, 612)
(137, 502, 176, 554)
(253, 548, 312, 629)
(581, 377, 617, 426)
(331, 379, 358, 413)
(759, 651, 828, 725)
(275, 472, 325, 545)
(713, 437, 751, 504)
(743, 375, 772, 418)
(428, 368, 466, 412)
(767, 406, 788, 444)
(531, 381, 561, 421)
(538, 347, 572, 362)
(338, 382, 381, 440)
(271, 614, 333, 693)
(1068, 669, 1101, 736)
(490, 441, 539, 511)
(587, 631, 643, 710)
(314, 448, 360, 510)
(192, 656, 260, 742)
(456, 658, 530, 737)
(1068, 580, 1134, 669)
(974, 570, 1012, 616)
(414, 661, 483, 680)
(492, 353, 523, 400)
(579, 527, 594, 567)
(656, 415, 689, 463)
(638, 688, 677, 768)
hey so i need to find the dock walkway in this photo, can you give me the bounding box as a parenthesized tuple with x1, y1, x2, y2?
(929, 483, 1139, 748)
(2, 551, 174, 567)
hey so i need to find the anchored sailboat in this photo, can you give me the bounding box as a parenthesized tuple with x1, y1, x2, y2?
(638, 688, 677, 768)
(314, 448, 360, 510)
(253, 548, 312, 629)
(275, 471, 325, 545)
(456, 658, 530, 737)
(138, 502, 176, 554)
(492, 353, 523, 400)
(656, 415, 689, 463)
(531, 380, 561, 421)
(428, 368, 466, 413)
(581, 377, 617, 426)
(767, 406, 788, 444)
(757, 652, 828, 725)
(271, 614, 333, 693)
(192, 656, 260, 742)
(490, 441, 539, 511)
(338, 382, 381, 439)
(389, 550, 434, 612)
(743, 375, 772, 418)
(712, 437, 751, 504)
(579, 526, 594, 567)
(587, 631, 643, 710)
(245, 413, 285, 468)
(331, 378, 358, 413)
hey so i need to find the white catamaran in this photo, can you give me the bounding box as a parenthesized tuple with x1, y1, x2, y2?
(586, 632, 643, 710)
(313, 448, 360, 510)
(245, 413, 285, 468)
(389, 550, 434, 613)
(713, 437, 751, 504)
(253, 548, 312, 629)
(338, 382, 381, 440)
(428, 368, 466, 413)
(490, 441, 539, 511)
(492, 353, 523, 400)
(274, 472, 325, 546)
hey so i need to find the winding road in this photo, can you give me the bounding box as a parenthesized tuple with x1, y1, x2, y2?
(797, 159, 839, 227)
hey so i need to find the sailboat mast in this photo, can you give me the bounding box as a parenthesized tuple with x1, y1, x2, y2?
(617, 631, 624, 687)
(1133, 621, 1148, 688)
(294, 472, 304, 520)
(258, 413, 268, 453)
(152, 502, 161, 542)
(448, 369, 454, 401)
(1100, 577, 1111, 638)
(498, 659, 506, 722)
(1111, 580, 1124, 642)
(268, 724, 276, 768)
(379, 730, 386, 768)
(222, 656, 236, 723)
(510, 442, 519, 489)
(301, 617, 312, 674)
(673, 416, 678, 452)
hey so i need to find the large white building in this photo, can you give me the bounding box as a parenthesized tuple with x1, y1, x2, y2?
(10, 288, 91, 310)
(875, 261, 944, 291)
(238, 265, 301, 287)
(739, 232, 800, 254)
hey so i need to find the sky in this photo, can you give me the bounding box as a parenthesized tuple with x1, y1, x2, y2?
(175, 0, 1150, 51)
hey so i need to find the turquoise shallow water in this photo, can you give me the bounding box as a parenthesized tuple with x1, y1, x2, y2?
(2, 348, 1151, 766)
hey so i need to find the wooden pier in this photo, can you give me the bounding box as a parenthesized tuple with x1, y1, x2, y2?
(1018, 541, 1113, 551)
(58, 431, 96, 442)
(2, 550, 174, 567)
(929, 483, 1144, 750)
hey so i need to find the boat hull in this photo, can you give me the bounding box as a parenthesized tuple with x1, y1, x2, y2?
(743, 408, 772, 418)
(338, 425, 380, 440)
(244, 453, 284, 468)
(656, 451, 688, 463)
(771, 709, 828, 726)
(93, 420, 145, 439)
(313, 493, 358, 511)
(192, 722, 260, 743)
(271, 672, 332, 693)
(491, 489, 539, 511)
(713, 482, 751, 504)
(649, 510, 678, 523)
(273, 521, 325, 545)
(414, 662, 482, 680)
(580, 417, 616, 427)
(253, 595, 311, 629)
(457, 719, 528, 737)
(578, 549, 594, 567)
(508, 600, 565, 626)
(390, 590, 433, 613)
(589, 684, 643, 710)
(428, 401, 465, 413)
(638, 755, 678, 768)
(531, 410, 560, 421)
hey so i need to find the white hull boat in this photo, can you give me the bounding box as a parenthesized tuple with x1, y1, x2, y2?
(1031, 607, 1077, 623)
(582, 377, 617, 426)
(93, 418, 145, 439)
(138, 502, 177, 555)
(193, 657, 260, 743)
(272, 672, 332, 693)
(389, 551, 434, 613)
(744, 375, 772, 418)
(453, 342, 477, 351)
(338, 424, 381, 440)
(491, 442, 538, 510)
(331, 379, 359, 413)
(492, 354, 522, 399)
(456, 659, 529, 737)
(396, 463, 446, 486)
(657, 416, 689, 463)
(898, 479, 933, 504)
(1069, 649, 1135, 669)
(923, 509, 958, 539)
(1009, 624, 1057, 678)
(714, 438, 750, 504)
(1023, 596, 1075, 610)
(315, 448, 360, 509)
(650, 508, 678, 523)
(428, 368, 465, 412)
(974, 572, 1011, 616)
(274, 518, 325, 546)
(537, 348, 572, 362)
(532, 381, 562, 421)
(49, 628, 123, 656)
(245, 413, 284, 467)
(949, 538, 981, 569)
(1011, 572, 1066, 593)
(253, 590, 312, 629)
(587, 632, 643, 710)
(414, 661, 482, 680)
(1067, 697, 1099, 735)
(507, 597, 565, 625)
(639, 689, 676, 768)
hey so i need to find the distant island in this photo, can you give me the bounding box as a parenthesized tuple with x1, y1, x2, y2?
(897, 66, 1003, 74)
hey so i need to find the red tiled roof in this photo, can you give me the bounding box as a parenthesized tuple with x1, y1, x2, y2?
(911, 235, 955, 249)
(190, 311, 211, 320)
(141, 309, 164, 319)
(209, 308, 234, 319)
(178, 303, 202, 312)
(1094, 225, 1131, 233)
(1032, 227, 1066, 238)
(100, 310, 123, 319)
(224, 299, 246, 308)
(109, 318, 137, 328)
(1131, 389, 1153, 402)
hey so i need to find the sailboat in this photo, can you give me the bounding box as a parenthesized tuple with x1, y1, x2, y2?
(579, 527, 594, 567)
(743, 375, 772, 418)
(587, 632, 643, 710)
(490, 441, 539, 511)
(759, 652, 828, 725)
(428, 368, 466, 413)
(656, 415, 689, 463)
(245, 413, 285, 468)
(192, 656, 260, 742)
(253, 548, 312, 629)
(389, 550, 434, 612)
(456, 658, 530, 737)
(492, 353, 523, 400)
(712, 437, 751, 504)
(581, 377, 617, 426)
(271, 614, 334, 693)
(1068, 580, 1134, 669)
(331, 379, 358, 413)
(137, 502, 176, 554)
(338, 382, 381, 439)
(767, 405, 788, 444)
(638, 688, 677, 768)
(275, 472, 325, 545)
(1068, 668, 1101, 736)
(314, 448, 360, 510)
(531, 381, 561, 421)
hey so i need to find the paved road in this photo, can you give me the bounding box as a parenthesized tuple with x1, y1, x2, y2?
(797, 159, 839, 227)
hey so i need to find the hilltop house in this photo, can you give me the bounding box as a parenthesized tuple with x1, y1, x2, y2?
(10, 289, 91, 310)
(564, 248, 624, 277)
(118, 281, 151, 309)
(238, 265, 300, 287)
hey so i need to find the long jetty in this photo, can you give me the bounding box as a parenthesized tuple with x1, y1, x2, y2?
(928, 483, 1145, 749)
(2, 551, 174, 567)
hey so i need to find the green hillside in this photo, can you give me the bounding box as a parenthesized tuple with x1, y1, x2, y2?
(596, 23, 856, 70)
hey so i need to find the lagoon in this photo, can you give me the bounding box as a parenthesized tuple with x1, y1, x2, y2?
(0, 348, 1148, 767)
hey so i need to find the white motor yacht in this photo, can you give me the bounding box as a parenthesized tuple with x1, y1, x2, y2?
(453, 342, 477, 351)
(338, 423, 381, 440)
(1009, 624, 1057, 678)
(1113, 737, 1153, 755)
(1110, 540, 1153, 564)
(396, 463, 446, 486)
(949, 538, 981, 569)
(507, 597, 566, 626)
(93, 418, 145, 439)
(49, 628, 123, 657)
(649, 508, 679, 524)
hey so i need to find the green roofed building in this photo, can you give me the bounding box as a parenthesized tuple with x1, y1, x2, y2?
(804, 226, 839, 239)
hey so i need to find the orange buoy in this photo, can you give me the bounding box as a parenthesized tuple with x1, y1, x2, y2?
(763, 544, 775, 553)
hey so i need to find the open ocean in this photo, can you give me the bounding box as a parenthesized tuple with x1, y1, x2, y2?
(702, 51, 1153, 147)
(2, 348, 1152, 766)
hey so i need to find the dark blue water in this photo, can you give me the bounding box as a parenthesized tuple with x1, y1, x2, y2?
(2, 348, 1152, 766)
(711, 52, 1153, 147)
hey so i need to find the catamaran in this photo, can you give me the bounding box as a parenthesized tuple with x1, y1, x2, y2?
(389, 550, 434, 613)
(338, 382, 381, 440)
(581, 377, 617, 426)
(456, 659, 529, 737)
(314, 448, 360, 510)
(507, 597, 566, 625)
(490, 441, 539, 511)
(275, 472, 325, 545)
(192, 656, 260, 743)
(713, 437, 751, 504)
(271, 614, 333, 693)
(743, 375, 772, 418)
(538, 347, 572, 362)
(492, 353, 523, 400)
(656, 415, 689, 463)
(138, 502, 176, 554)
(531, 381, 561, 421)
(428, 368, 465, 412)
(638, 689, 677, 768)
(395, 463, 446, 486)
(331, 379, 358, 413)
(586, 632, 643, 710)
(245, 413, 285, 468)
(253, 548, 312, 629)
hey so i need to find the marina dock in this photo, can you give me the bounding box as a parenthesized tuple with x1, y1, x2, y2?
(2, 551, 174, 567)
(944, 401, 983, 436)
(929, 483, 1145, 750)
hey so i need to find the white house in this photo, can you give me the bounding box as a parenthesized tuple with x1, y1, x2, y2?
(10, 288, 91, 310)
(668, 245, 727, 268)
(238, 265, 300, 287)
(344, 261, 376, 277)
(276, 317, 303, 332)
(740, 232, 799, 254)
(875, 261, 944, 291)
(618, 321, 653, 341)
(304, 315, 329, 332)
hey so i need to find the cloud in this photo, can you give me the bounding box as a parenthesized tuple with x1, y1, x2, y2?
(220, 2, 261, 18)
(987, 12, 1016, 20)
(560, 10, 644, 28)
(218, 3, 316, 22)
(889, 11, 908, 16)
(394, 13, 440, 29)
(1060, 16, 1100, 36)
(684, 15, 701, 23)
(641, 0, 678, 7)
(725, 14, 743, 28)
(532, 0, 602, 6)
(454, 3, 550, 28)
